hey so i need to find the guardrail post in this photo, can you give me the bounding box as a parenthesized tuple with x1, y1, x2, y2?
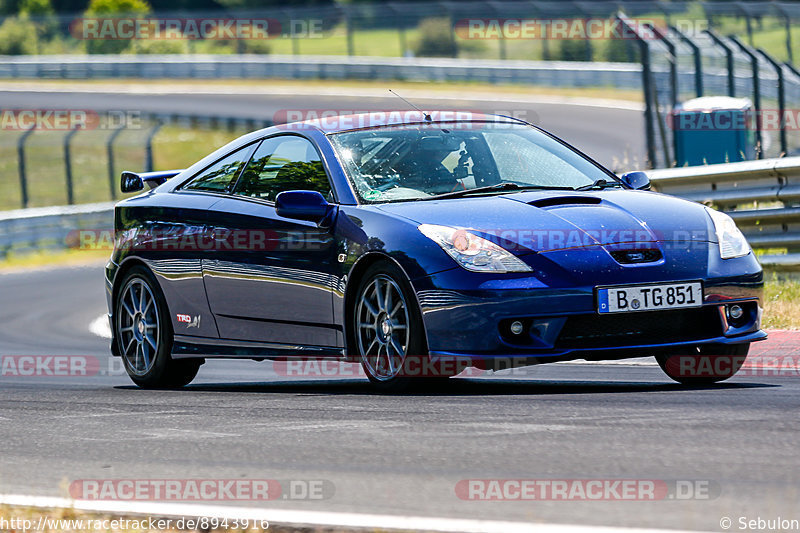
(64, 125, 81, 205)
(705, 29, 736, 97)
(145, 122, 163, 173)
(670, 25, 703, 97)
(757, 49, 787, 156)
(17, 126, 35, 209)
(107, 124, 126, 200)
(729, 35, 763, 159)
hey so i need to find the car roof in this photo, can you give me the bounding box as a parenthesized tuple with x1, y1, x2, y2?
(273, 111, 528, 134)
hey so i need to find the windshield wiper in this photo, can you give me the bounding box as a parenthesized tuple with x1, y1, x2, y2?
(574, 178, 623, 191)
(421, 182, 573, 201)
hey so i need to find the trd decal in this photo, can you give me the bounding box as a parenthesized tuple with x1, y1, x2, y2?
(176, 314, 201, 328)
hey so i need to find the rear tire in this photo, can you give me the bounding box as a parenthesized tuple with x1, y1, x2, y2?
(114, 265, 201, 389)
(656, 343, 749, 384)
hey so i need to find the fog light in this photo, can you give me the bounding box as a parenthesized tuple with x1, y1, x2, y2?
(728, 304, 744, 320)
(510, 321, 524, 335)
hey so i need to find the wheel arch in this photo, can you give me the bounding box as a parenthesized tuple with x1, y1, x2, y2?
(343, 252, 430, 362)
(110, 257, 171, 355)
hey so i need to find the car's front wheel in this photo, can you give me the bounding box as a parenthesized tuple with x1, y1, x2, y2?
(352, 261, 436, 391)
(115, 266, 201, 388)
(656, 343, 749, 384)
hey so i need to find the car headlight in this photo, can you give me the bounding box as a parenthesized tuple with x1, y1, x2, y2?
(706, 207, 750, 259)
(418, 224, 532, 273)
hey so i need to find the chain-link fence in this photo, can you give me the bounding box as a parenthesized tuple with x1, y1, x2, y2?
(1, 1, 799, 62)
(0, 113, 266, 211)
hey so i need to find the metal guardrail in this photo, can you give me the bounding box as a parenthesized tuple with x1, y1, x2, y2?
(0, 202, 114, 258)
(0, 55, 643, 89)
(648, 156, 800, 269)
(1, 158, 798, 269)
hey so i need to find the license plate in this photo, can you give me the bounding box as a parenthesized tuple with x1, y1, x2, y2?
(597, 282, 702, 314)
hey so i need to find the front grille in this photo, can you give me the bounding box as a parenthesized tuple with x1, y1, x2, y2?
(609, 249, 662, 264)
(555, 307, 722, 349)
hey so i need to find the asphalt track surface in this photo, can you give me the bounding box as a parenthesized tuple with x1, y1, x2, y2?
(1, 263, 799, 532)
(1, 91, 797, 531)
(0, 88, 645, 169)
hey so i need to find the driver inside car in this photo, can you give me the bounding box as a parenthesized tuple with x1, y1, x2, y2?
(394, 145, 458, 194)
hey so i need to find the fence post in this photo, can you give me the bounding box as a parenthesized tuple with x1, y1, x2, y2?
(775, 4, 794, 64)
(705, 29, 736, 97)
(440, 3, 457, 59)
(17, 126, 35, 209)
(344, 7, 354, 57)
(729, 35, 763, 159)
(757, 49, 787, 156)
(64, 125, 81, 205)
(145, 122, 163, 173)
(107, 124, 126, 200)
(670, 25, 703, 97)
(737, 4, 754, 47)
(649, 24, 678, 108)
(617, 12, 657, 168)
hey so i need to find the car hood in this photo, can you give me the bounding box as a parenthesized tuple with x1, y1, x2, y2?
(375, 189, 714, 254)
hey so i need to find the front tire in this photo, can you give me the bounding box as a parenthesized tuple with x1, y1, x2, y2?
(115, 266, 201, 388)
(656, 343, 749, 384)
(352, 261, 435, 391)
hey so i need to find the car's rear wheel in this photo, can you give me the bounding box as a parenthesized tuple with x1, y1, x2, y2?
(352, 261, 438, 391)
(115, 266, 201, 388)
(656, 343, 749, 384)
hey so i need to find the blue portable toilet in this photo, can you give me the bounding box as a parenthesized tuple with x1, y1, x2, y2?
(671, 96, 755, 166)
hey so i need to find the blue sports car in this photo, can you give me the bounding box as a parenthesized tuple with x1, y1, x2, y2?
(106, 112, 765, 390)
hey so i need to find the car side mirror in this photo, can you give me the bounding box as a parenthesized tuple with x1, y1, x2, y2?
(275, 190, 331, 223)
(620, 171, 651, 190)
(120, 171, 144, 193)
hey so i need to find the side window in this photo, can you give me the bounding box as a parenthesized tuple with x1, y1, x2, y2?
(183, 145, 254, 193)
(233, 136, 332, 202)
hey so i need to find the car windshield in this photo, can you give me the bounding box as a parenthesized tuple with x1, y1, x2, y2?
(329, 122, 615, 203)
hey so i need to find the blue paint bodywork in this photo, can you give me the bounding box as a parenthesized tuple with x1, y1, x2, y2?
(105, 114, 765, 368)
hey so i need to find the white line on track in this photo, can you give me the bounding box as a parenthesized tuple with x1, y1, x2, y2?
(89, 314, 111, 339)
(0, 494, 702, 533)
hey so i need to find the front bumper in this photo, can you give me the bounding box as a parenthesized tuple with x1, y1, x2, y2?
(414, 269, 765, 365)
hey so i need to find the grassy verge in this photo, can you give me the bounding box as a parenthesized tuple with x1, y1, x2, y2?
(763, 275, 800, 330)
(0, 249, 110, 273)
(17, 14, 800, 64)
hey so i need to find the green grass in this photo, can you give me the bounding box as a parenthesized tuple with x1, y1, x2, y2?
(763, 275, 800, 330)
(0, 125, 242, 211)
(4, 6, 800, 63)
